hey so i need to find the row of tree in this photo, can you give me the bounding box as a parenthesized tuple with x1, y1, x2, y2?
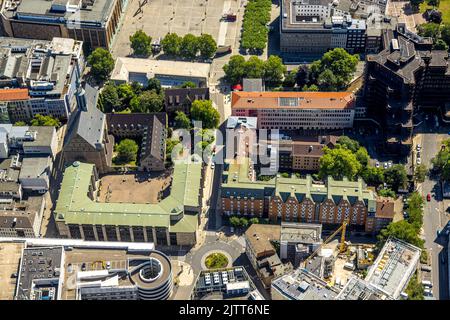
(160, 33, 217, 60)
(417, 23, 450, 50)
(223, 55, 286, 86)
(431, 138, 450, 180)
(241, 0, 272, 52)
(283, 48, 360, 91)
(98, 79, 164, 114)
(15, 114, 61, 128)
(318, 136, 408, 192)
(229, 216, 260, 228)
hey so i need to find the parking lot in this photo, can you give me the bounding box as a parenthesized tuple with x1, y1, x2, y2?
(111, 0, 229, 58)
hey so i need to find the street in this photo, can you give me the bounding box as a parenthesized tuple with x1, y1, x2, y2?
(416, 115, 450, 300)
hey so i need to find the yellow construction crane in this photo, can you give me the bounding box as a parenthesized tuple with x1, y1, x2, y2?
(302, 219, 349, 268)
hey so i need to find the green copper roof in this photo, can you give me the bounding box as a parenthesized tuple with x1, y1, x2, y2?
(55, 158, 202, 233)
(221, 158, 376, 206)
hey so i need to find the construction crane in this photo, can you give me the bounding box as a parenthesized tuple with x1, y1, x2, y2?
(302, 219, 349, 268)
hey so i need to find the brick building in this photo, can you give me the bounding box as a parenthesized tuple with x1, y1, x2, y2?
(221, 157, 394, 233)
(0, 0, 127, 49)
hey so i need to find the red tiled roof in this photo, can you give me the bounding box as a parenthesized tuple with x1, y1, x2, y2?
(0, 89, 30, 102)
(231, 91, 355, 110)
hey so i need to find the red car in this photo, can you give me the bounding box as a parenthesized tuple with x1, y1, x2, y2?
(427, 193, 431, 202)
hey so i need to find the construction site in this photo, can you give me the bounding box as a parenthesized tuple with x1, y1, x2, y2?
(289, 217, 423, 301)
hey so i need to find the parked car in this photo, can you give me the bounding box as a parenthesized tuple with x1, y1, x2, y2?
(427, 193, 431, 201)
(375, 161, 380, 168)
(416, 144, 421, 151)
(106, 261, 111, 269)
(388, 161, 393, 168)
(417, 158, 422, 165)
(81, 263, 86, 271)
(383, 162, 388, 169)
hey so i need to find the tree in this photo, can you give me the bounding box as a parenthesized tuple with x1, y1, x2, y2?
(241, 0, 271, 52)
(180, 81, 196, 88)
(432, 139, 450, 180)
(249, 217, 259, 225)
(147, 78, 162, 94)
(355, 147, 369, 167)
(417, 23, 440, 41)
(414, 164, 428, 183)
(197, 33, 217, 59)
(384, 164, 408, 192)
(239, 217, 249, 228)
(377, 220, 425, 249)
(319, 146, 362, 180)
(129, 30, 152, 56)
(130, 81, 143, 96)
(116, 83, 135, 108)
(310, 48, 359, 90)
(302, 84, 319, 91)
(229, 216, 241, 228)
(190, 100, 220, 129)
(427, 9, 442, 23)
(361, 166, 385, 187)
(283, 68, 297, 87)
(405, 273, 424, 300)
(337, 136, 360, 153)
(317, 69, 338, 91)
(244, 56, 265, 79)
(161, 33, 182, 56)
(407, 192, 424, 230)
(98, 83, 120, 112)
(223, 55, 246, 85)
(115, 139, 138, 163)
(378, 188, 396, 198)
(30, 114, 61, 128)
(166, 138, 182, 162)
(174, 111, 191, 129)
(179, 33, 199, 59)
(14, 121, 27, 126)
(87, 48, 114, 81)
(441, 24, 450, 47)
(434, 39, 448, 50)
(264, 55, 286, 87)
(296, 65, 310, 88)
(130, 90, 164, 113)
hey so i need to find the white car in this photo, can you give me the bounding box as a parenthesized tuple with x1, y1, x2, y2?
(416, 158, 422, 165)
(383, 162, 388, 169)
(416, 144, 421, 151)
(211, 163, 215, 170)
(388, 161, 393, 168)
(375, 161, 380, 168)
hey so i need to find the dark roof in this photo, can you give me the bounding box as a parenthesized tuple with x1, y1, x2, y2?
(164, 87, 209, 108)
(106, 113, 167, 163)
(64, 84, 105, 149)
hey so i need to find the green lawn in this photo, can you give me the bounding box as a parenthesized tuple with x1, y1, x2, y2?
(420, 0, 450, 23)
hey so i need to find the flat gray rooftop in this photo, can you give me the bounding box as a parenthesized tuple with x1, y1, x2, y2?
(365, 238, 421, 299)
(272, 269, 339, 300)
(6, 0, 116, 25)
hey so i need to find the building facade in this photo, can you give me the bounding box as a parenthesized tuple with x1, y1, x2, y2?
(221, 158, 394, 233)
(280, 0, 366, 54)
(0, 0, 128, 49)
(0, 37, 84, 122)
(231, 91, 355, 130)
(54, 159, 203, 247)
(364, 24, 450, 155)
